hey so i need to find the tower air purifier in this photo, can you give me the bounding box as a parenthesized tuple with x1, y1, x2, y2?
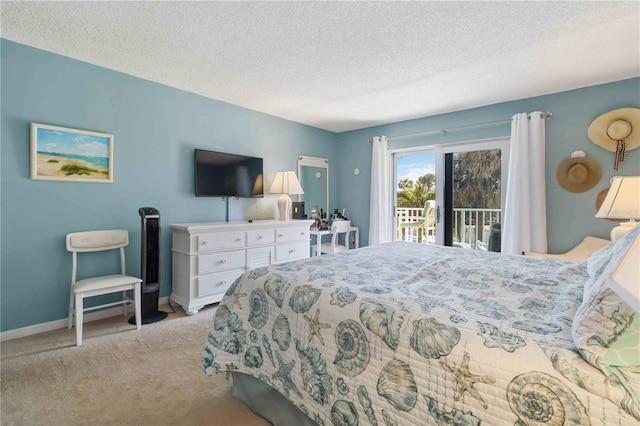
(129, 207, 168, 325)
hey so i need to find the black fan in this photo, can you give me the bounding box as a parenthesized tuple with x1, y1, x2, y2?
(129, 207, 168, 325)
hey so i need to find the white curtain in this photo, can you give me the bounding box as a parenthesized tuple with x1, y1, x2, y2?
(369, 136, 392, 245)
(502, 112, 547, 255)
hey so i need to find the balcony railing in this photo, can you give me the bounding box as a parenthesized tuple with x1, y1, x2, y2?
(396, 207, 501, 250)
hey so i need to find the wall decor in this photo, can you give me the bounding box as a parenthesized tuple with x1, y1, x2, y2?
(556, 150, 601, 193)
(30, 123, 114, 183)
(588, 107, 640, 171)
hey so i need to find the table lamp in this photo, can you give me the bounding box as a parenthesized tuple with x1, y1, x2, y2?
(596, 176, 640, 241)
(609, 232, 640, 313)
(269, 171, 304, 220)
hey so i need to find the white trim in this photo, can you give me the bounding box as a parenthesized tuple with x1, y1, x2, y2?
(388, 136, 510, 155)
(0, 296, 170, 342)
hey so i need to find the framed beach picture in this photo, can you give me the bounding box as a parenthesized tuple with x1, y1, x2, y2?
(30, 123, 114, 183)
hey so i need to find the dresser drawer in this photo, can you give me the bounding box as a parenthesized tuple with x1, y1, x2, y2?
(196, 269, 244, 298)
(247, 229, 275, 246)
(197, 250, 245, 274)
(276, 226, 310, 243)
(275, 241, 309, 263)
(197, 231, 245, 252)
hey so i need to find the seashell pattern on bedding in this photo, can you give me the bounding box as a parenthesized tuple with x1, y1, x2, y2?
(272, 314, 292, 351)
(333, 319, 370, 377)
(507, 371, 590, 425)
(247, 288, 268, 329)
(376, 358, 418, 412)
(409, 317, 460, 359)
(359, 298, 405, 350)
(204, 241, 640, 425)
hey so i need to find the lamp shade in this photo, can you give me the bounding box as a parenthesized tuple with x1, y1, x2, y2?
(268, 171, 304, 195)
(609, 232, 640, 313)
(252, 174, 264, 196)
(596, 176, 640, 219)
(596, 176, 640, 241)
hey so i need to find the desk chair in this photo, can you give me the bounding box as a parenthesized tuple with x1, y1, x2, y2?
(316, 220, 352, 254)
(400, 200, 435, 243)
(66, 230, 142, 346)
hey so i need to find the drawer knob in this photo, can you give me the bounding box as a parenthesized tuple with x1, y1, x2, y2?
(278, 234, 283, 238)
(220, 259, 227, 264)
(218, 279, 227, 286)
(201, 241, 208, 246)
(236, 237, 242, 242)
(300, 232, 305, 235)
(258, 236, 263, 239)
(289, 249, 296, 254)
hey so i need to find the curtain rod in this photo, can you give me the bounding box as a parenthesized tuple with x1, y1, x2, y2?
(370, 111, 552, 142)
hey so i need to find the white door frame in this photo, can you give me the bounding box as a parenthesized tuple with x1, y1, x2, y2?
(390, 137, 510, 245)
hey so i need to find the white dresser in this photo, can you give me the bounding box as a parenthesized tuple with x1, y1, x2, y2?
(170, 220, 313, 315)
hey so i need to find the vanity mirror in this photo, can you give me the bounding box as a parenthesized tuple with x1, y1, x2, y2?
(297, 155, 329, 219)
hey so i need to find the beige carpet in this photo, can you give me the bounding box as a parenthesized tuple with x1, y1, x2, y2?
(1, 304, 270, 426)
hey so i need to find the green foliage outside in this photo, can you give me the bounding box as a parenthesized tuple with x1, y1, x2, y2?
(396, 148, 501, 210)
(397, 174, 436, 208)
(453, 149, 501, 209)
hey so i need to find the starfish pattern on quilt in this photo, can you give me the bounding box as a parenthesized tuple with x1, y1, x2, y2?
(440, 352, 496, 409)
(303, 307, 332, 345)
(230, 290, 247, 310)
(272, 351, 302, 398)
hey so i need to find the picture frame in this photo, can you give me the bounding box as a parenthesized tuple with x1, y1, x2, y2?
(30, 123, 114, 183)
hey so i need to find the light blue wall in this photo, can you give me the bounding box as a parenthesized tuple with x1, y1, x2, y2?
(335, 78, 640, 252)
(0, 40, 337, 331)
(2, 38, 638, 333)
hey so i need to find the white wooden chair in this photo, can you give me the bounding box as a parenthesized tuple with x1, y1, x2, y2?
(399, 200, 435, 243)
(66, 230, 142, 346)
(318, 220, 352, 254)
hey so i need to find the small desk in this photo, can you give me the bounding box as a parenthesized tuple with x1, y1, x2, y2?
(310, 226, 359, 257)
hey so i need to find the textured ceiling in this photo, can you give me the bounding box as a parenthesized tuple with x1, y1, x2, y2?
(1, 1, 639, 132)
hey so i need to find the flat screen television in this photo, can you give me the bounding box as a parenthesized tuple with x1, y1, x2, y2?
(195, 149, 264, 198)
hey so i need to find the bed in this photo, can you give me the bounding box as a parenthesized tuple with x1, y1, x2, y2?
(203, 225, 640, 425)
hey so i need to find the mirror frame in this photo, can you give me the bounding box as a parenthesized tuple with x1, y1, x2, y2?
(297, 155, 329, 217)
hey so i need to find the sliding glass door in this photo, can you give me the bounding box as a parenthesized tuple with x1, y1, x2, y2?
(393, 138, 509, 250)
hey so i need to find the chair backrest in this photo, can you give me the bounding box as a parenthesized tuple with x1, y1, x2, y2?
(66, 230, 130, 282)
(425, 200, 436, 225)
(330, 220, 351, 249)
(331, 220, 351, 234)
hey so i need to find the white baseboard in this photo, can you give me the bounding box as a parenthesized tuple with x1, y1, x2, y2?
(0, 296, 170, 342)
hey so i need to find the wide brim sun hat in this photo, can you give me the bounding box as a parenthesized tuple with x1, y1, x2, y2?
(557, 151, 602, 193)
(588, 107, 640, 170)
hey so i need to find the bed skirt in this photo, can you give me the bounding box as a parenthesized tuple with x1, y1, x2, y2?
(231, 372, 318, 426)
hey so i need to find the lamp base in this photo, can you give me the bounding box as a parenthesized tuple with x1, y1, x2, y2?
(611, 220, 637, 242)
(276, 194, 292, 221)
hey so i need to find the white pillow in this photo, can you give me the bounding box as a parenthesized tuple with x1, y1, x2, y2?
(573, 224, 640, 370)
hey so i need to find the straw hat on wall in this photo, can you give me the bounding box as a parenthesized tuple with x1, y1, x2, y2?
(557, 151, 602, 193)
(588, 107, 640, 170)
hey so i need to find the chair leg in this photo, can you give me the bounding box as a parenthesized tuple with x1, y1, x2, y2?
(75, 293, 83, 346)
(134, 283, 142, 330)
(68, 289, 74, 329)
(122, 290, 128, 316)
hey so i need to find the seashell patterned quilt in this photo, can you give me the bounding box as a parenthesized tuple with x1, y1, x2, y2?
(203, 242, 639, 425)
